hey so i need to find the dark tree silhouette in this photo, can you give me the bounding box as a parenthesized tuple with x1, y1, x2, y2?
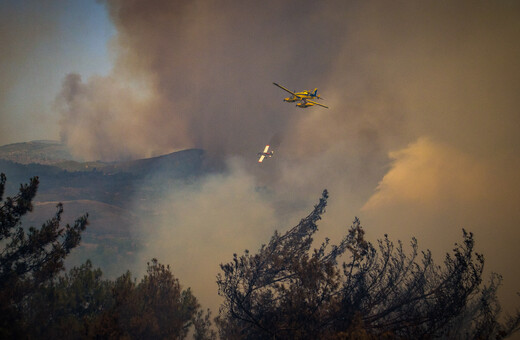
(91, 259, 203, 339)
(0, 174, 213, 338)
(217, 190, 520, 339)
(23, 260, 113, 338)
(0, 174, 88, 337)
(20, 258, 214, 339)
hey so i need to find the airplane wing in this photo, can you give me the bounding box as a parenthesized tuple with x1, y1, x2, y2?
(263, 145, 270, 153)
(258, 155, 266, 163)
(273, 83, 297, 96)
(306, 99, 329, 109)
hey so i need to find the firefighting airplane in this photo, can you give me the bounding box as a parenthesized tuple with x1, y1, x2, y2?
(257, 145, 274, 163)
(273, 82, 329, 109)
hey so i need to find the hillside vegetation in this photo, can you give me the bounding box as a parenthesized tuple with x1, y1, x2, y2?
(0, 141, 207, 276)
(1, 177, 518, 339)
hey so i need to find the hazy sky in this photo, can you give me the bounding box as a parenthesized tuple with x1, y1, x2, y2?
(2, 0, 519, 316)
(0, 0, 114, 145)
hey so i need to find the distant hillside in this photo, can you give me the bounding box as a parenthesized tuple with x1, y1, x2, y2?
(26, 199, 141, 277)
(102, 149, 205, 176)
(0, 140, 75, 165)
(28, 200, 136, 238)
(0, 144, 209, 276)
(0, 148, 206, 206)
(0, 140, 205, 176)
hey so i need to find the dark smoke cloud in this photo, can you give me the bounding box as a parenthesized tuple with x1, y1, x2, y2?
(56, 0, 520, 314)
(56, 72, 189, 161)
(58, 0, 356, 160)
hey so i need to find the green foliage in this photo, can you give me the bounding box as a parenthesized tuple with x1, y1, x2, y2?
(193, 309, 217, 340)
(5, 172, 518, 339)
(20, 258, 207, 339)
(90, 259, 201, 339)
(127, 259, 199, 338)
(217, 190, 520, 339)
(23, 260, 113, 338)
(0, 174, 209, 338)
(0, 174, 88, 337)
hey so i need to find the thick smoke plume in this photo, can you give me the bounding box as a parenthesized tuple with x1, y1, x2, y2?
(57, 0, 360, 161)
(56, 0, 520, 314)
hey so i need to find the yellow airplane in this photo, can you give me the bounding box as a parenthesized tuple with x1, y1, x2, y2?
(257, 145, 274, 163)
(273, 82, 329, 109)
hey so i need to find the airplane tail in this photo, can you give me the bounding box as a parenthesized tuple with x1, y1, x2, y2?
(313, 88, 318, 96)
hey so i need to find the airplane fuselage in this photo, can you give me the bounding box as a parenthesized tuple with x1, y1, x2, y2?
(284, 90, 320, 104)
(285, 94, 319, 103)
(284, 96, 299, 103)
(258, 151, 274, 157)
(273, 83, 328, 109)
(298, 91, 317, 98)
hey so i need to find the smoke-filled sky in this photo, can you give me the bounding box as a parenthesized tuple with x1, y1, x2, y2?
(2, 0, 520, 316)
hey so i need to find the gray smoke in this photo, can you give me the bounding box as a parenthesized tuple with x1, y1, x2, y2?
(55, 0, 520, 315)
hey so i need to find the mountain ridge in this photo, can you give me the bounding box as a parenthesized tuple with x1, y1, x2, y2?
(0, 140, 74, 165)
(0, 140, 210, 275)
(0, 140, 206, 174)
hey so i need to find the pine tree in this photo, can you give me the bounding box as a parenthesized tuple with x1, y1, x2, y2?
(217, 190, 520, 339)
(92, 259, 201, 339)
(0, 174, 88, 337)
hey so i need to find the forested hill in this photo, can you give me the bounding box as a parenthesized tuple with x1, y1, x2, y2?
(0, 140, 206, 175)
(0, 145, 206, 205)
(0, 140, 74, 165)
(0, 141, 208, 276)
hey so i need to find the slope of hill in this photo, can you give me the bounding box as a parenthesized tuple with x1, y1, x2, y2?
(24, 199, 143, 277)
(0, 143, 208, 276)
(0, 140, 205, 178)
(102, 148, 205, 176)
(0, 140, 75, 165)
(0, 148, 206, 203)
(29, 200, 136, 237)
